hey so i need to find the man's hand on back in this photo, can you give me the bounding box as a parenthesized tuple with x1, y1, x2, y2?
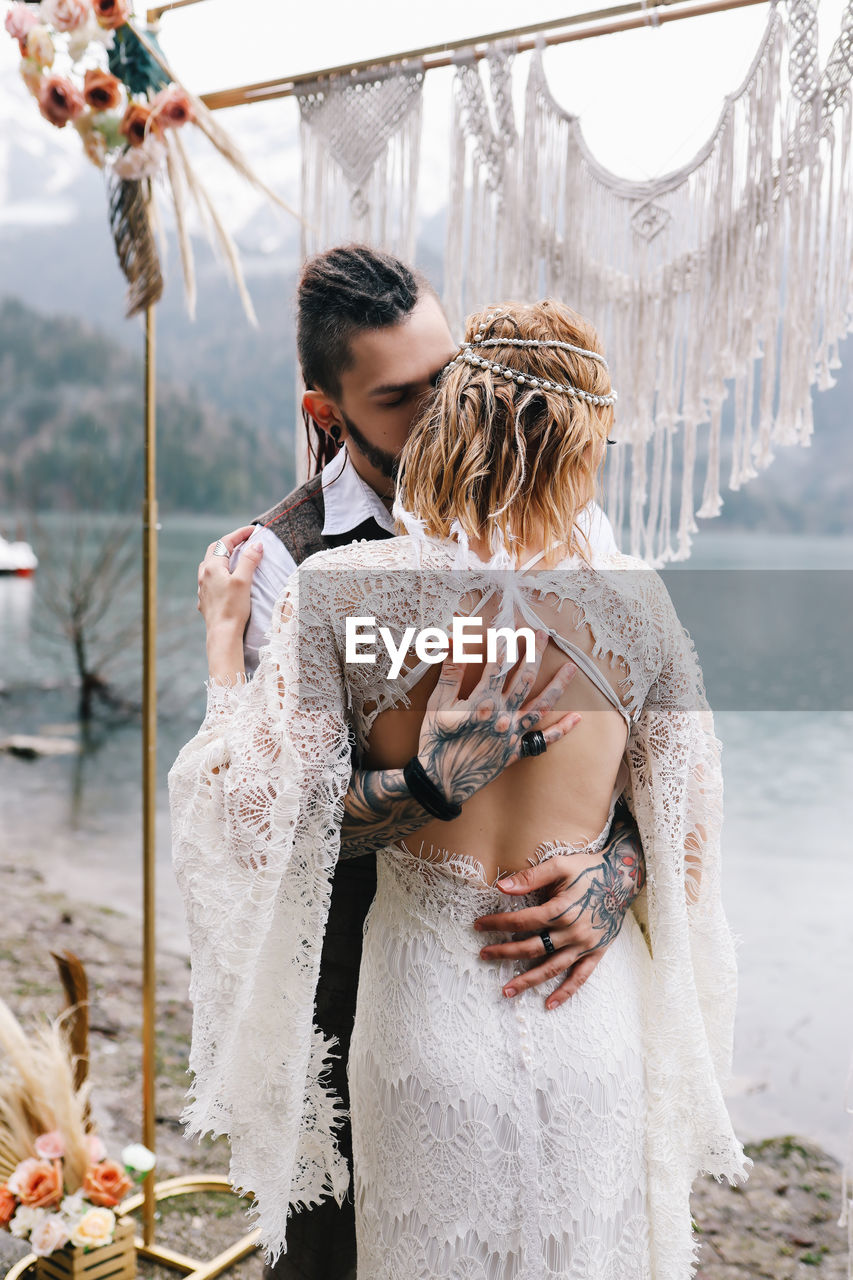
(472, 801, 646, 1009)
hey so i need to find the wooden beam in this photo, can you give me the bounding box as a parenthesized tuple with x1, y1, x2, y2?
(198, 0, 770, 112)
(146, 0, 208, 22)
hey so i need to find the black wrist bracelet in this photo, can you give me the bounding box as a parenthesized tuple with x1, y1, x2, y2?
(403, 756, 462, 821)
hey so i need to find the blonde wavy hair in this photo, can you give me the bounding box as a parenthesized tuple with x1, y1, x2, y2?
(395, 299, 614, 560)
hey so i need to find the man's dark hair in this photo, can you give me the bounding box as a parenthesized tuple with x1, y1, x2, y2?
(296, 244, 433, 475)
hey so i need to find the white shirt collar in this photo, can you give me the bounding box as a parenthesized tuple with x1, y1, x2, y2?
(320, 445, 395, 536)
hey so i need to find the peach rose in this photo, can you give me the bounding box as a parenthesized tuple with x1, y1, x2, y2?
(149, 84, 194, 129)
(0, 1184, 17, 1230)
(38, 74, 85, 127)
(9, 1159, 63, 1210)
(119, 101, 163, 147)
(41, 0, 92, 32)
(69, 1206, 115, 1249)
(93, 0, 130, 30)
(82, 1160, 133, 1208)
(34, 1131, 65, 1161)
(83, 68, 122, 111)
(5, 4, 40, 41)
(25, 26, 56, 68)
(7, 1160, 39, 1197)
(30, 1213, 71, 1257)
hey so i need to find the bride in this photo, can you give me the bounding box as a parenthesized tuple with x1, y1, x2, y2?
(169, 299, 750, 1279)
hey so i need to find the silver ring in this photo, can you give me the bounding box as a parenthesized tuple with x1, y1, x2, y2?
(540, 930, 556, 956)
(211, 539, 230, 557)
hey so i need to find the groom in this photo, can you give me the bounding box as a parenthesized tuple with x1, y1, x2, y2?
(210, 244, 646, 1280)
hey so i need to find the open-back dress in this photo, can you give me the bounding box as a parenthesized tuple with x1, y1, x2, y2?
(169, 529, 750, 1280)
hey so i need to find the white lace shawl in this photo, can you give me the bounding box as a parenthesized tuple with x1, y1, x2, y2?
(168, 535, 751, 1275)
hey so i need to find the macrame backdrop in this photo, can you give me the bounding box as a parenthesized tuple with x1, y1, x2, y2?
(298, 63, 425, 259)
(293, 62, 424, 480)
(444, 43, 523, 333)
(444, 0, 853, 563)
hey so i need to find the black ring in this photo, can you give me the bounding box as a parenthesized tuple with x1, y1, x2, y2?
(520, 729, 547, 758)
(540, 930, 556, 956)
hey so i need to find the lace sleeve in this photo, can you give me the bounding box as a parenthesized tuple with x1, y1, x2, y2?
(168, 570, 355, 1265)
(620, 569, 750, 1275)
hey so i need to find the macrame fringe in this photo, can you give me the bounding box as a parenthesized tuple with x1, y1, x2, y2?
(298, 62, 425, 260)
(445, 1, 853, 564)
(444, 43, 522, 339)
(294, 61, 425, 475)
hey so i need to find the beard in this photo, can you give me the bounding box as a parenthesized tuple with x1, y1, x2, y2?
(341, 411, 399, 482)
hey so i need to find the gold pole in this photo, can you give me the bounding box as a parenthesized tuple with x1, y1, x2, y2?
(141, 301, 158, 1247)
(198, 0, 769, 111)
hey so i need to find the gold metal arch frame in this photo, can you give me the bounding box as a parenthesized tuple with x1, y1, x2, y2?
(2, 4, 770, 1279)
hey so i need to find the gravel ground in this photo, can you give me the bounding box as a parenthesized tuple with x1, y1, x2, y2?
(0, 859, 847, 1280)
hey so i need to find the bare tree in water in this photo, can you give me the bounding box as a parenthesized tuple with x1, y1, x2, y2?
(34, 515, 143, 724)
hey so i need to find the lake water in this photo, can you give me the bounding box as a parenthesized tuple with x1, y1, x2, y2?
(0, 516, 851, 1159)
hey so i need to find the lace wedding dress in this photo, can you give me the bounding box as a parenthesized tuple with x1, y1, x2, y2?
(350, 834, 653, 1278)
(169, 530, 750, 1280)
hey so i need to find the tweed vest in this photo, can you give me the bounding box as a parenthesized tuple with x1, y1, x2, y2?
(254, 472, 393, 565)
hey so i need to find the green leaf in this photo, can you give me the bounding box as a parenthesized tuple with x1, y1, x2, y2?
(107, 27, 169, 97)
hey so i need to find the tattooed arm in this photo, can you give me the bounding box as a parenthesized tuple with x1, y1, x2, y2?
(472, 799, 647, 1008)
(340, 632, 581, 859)
(340, 769, 437, 860)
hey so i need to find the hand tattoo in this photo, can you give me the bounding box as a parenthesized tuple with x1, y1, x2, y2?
(418, 670, 540, 804)
(543, 804, 646, 956)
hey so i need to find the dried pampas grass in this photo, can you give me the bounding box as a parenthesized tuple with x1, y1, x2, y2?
(122, 21, 302, 326)
(0, 999, 93, 1192)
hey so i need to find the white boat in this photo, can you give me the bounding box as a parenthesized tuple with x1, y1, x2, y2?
(0, 534, 38, 576)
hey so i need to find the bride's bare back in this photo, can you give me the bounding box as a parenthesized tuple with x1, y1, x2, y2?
(361, 583, 631, 884)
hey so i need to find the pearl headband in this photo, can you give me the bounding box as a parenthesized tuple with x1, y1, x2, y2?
(443, 316, 617, 407)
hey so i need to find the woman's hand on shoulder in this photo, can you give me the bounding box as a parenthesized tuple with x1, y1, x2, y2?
(197, 525, 262, 639)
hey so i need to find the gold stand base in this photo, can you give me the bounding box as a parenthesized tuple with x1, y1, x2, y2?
(3, 1177, 260, 1280)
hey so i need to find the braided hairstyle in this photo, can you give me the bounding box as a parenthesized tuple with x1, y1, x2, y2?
(296, 244, 433, 476)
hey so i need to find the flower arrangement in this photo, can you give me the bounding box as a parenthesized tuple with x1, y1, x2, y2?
(3, 0, 296, 319)
(4, 1, 191, 182)
(0, 998, 154, 1258)
(1, 1131, 155, 1256)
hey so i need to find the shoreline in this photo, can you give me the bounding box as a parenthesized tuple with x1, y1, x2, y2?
(0, 859, 848, 1279)
(2, 787, 852, 1159)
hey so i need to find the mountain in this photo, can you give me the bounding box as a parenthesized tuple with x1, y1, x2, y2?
(0, 296, 293, 514)
(702, 353, 853, 536)
(1, 288, 851, 531)
(1, 59, 850, 532)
